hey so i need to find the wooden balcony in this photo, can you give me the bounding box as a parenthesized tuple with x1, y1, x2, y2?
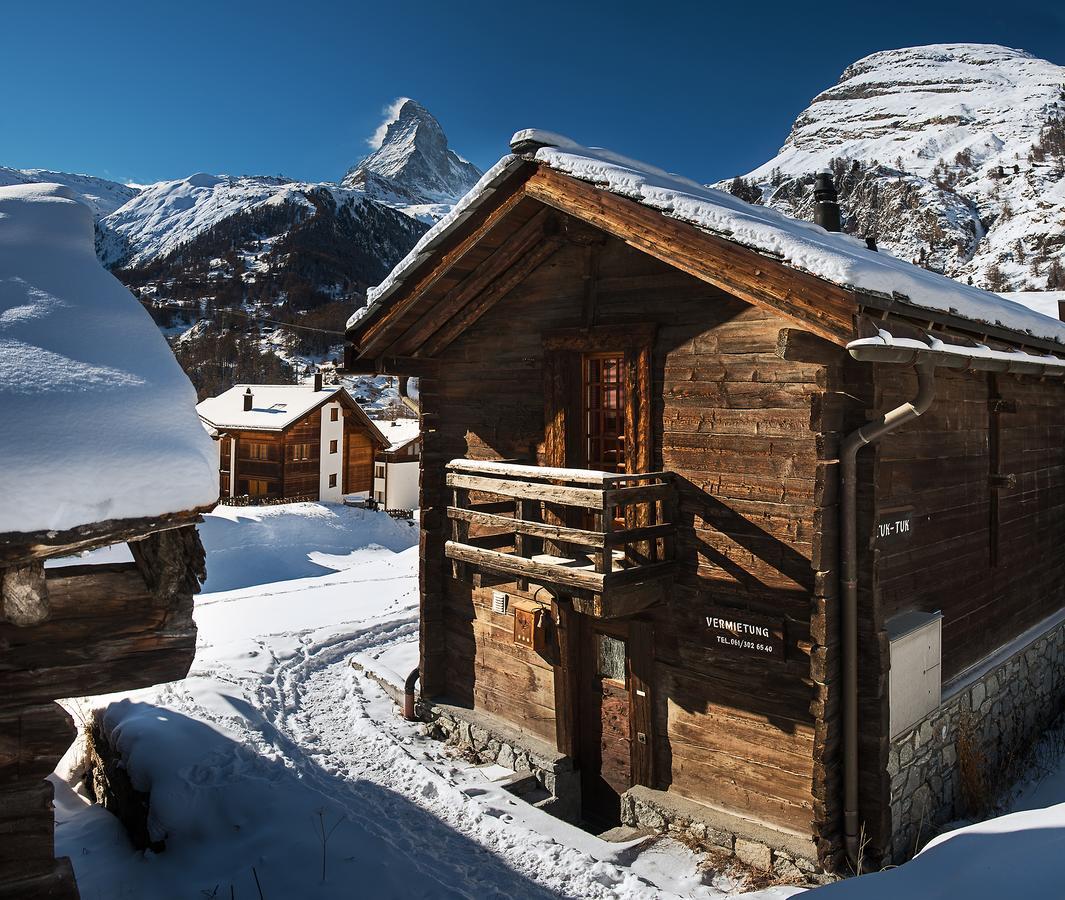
(445, 459, 677, 618)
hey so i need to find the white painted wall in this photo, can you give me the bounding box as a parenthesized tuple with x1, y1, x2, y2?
(229, 436, 236, 498)
(385, 460, 419, 511)
(319, 401, 344, 502)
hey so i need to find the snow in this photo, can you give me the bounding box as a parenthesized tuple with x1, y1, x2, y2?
(197, 382, 363, 432)
(0, 166, 139, 219)
(524, 131, 1065, 346)
(348, 154, 522, 328)
(0, 182, 218, 534)
(343, 99, 483, 210)
(377, 416, 420, 451)
(53, 502, 796, 900)
(998, 291, 1065, 321)
(352, 131, 1065, 347)
(97, 174, 362, 268)
(739, 44, 1065, 293)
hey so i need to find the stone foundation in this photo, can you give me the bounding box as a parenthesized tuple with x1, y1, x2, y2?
(620, 785, 829, 884)
(419, 701, 580, 822)
(888, 614, 1065, 862)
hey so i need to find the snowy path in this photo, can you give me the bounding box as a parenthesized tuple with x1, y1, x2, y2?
(54, 504, 798, 900)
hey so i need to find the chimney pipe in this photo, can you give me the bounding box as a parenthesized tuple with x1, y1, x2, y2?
(313, 372, 323, 392)
(1059, 298, 1065, 323)
(865, 236, 878, 252)
(813, 171, 842, 233)
(243, 388, 253, 411)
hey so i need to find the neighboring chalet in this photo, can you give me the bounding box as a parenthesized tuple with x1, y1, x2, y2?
(345, 131, 1065, 875)
(197, 377, 388, 503)
(373, 418, 422, 511)
(0, 184, 218, 898)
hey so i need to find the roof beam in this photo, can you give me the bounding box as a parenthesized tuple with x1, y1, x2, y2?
(524, 168, 856, 345)
(355, 165, 534, 357)
(419, 234, 565, 358)
(383, 206, 558, 358)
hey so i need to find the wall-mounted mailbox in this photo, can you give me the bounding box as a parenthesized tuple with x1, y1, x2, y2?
(513, 600, 548, 652)
(888, 609, 943, 738)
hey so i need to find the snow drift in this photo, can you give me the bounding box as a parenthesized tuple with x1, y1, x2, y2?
(0, 182, 218, 534)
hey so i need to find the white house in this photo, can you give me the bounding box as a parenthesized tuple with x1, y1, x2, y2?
(372, 418, 421, 510)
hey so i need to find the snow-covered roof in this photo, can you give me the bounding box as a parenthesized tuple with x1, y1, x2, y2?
(0, 183, 219, 535)
(349, 130, 1065, 349)
(197, 383, 348, 432)
(376, 417, 420, 452)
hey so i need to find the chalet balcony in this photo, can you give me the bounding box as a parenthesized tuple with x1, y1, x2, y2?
(445, 459, 677, 618)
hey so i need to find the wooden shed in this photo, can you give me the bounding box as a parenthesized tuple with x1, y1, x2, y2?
(0, 183, 220, 898)
(197, 379, 388, 503)
(344, 132, 1065, 873)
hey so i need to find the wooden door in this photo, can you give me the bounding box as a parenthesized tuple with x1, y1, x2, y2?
(578, 617, 632, 826)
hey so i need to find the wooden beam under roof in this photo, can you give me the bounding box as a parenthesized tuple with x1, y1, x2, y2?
(355, 162, 536, 358)
(523, 167, 857, 345)
(382, 206, 559, 358)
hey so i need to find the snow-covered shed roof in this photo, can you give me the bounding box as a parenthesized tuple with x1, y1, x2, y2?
(0, 183, 219, 536)
(348, 130, 1065, 352)
(376, 417, 421, 452)
(197, 383, 387, 444)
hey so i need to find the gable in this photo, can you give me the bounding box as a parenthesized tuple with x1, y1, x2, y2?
(349, 139, 1065, 365)
(346, 170, 858, 366)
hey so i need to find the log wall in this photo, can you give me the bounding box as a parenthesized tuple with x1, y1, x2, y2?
(855, 364, 1065, 857)
(420, 227, 847, 855)
(0, 524, 205, 899)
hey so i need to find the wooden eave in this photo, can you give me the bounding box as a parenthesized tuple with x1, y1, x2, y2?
(0, 506, 212, 568)
(346, 160, 1065, 365)
(346, 162, 862, 363)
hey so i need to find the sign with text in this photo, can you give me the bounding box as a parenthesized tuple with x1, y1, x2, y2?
(704, 607, 786, 661)
(876, 508, 914, 546)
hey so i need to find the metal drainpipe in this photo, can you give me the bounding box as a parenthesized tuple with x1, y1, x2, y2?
(840, 361, 936, 866)
(403, 667, 420, 721)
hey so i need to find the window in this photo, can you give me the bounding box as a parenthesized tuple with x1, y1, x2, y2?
(408, 443, 417, 457)
(244, 441, 274, 461)
(375, 490, 384, 502)
(329, 439, 338, 454)
(330, 407, 339, 422)
(328, 473, 337, 488)
(375, 464, 385, 479)
(247, 479, 270, 497)
(597, 634, 627, 684)
(289, 443, 312, 462)
(583, 353, 627, 473)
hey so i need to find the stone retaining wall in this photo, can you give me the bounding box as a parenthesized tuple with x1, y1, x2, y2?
(419, 701, 580, 822)
(888, 617, 1065, 862)
(621, 785, 830, 885)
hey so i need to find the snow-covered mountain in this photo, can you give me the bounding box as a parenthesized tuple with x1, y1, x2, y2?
(730, 44, 1065, 291)
(0, 166, 139, 219)
(342, 99, 482, 219)
(98, 174, 342, 268)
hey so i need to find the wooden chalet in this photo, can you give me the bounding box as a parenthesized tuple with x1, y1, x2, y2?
(197, 376, 388, 503)
(345, 131, 1065, 873)
(0, 183, 219, 898)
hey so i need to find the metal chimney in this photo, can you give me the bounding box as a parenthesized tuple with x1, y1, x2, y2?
(313, 372, 323, 392)
(813, 171, 842, 233)
(1059, 298, 1065, 323)
(243, 388, 253, 411)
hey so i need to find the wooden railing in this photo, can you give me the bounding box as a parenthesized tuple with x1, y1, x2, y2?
(444, 459, 676, 615)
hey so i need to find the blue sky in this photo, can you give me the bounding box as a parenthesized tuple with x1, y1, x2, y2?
(3, 0, 1064, 186)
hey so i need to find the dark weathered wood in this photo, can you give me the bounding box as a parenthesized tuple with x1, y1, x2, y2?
(0, 508, 207, 568)
(524, 168, 857, 344)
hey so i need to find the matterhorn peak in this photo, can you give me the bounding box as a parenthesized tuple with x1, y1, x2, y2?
(342, 99, 482, 211)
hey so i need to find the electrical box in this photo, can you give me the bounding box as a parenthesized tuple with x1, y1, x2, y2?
(513, 600, 548, 652)
(888, 609, 943, 738)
